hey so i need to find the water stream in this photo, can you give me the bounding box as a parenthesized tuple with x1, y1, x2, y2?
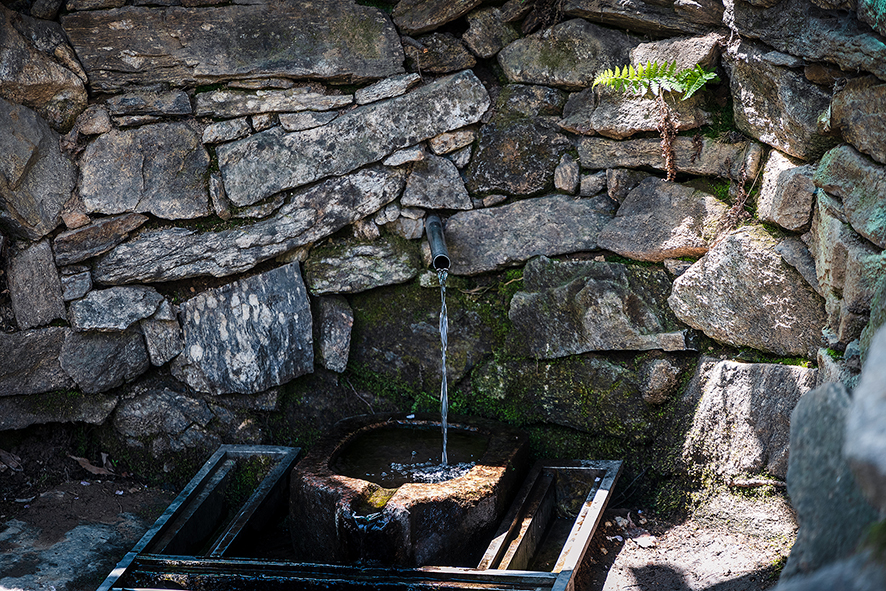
(437, 269, 449, 466)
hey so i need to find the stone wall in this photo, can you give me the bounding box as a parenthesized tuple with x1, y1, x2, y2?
(1, 0, 885, 578)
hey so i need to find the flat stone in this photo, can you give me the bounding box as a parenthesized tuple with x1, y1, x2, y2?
(428, 129, 476, 155)
(578, 136, 764, 179)
(447, 145, 472, 169)
(53, 213, 149, 267)
(113, 384, 213, 442)
(61, 270, 92, 301)
(250, 113, 277, 131)
(140, 301, 184, 367)
(355, 73, 421, 105)
(60, 329, 150, 394)
(814, 144, 886, 249)
(93, 166, 406, 284)
(0, 391, 117, 433)
(495, 84, 568, 119)
(564, 0, 722, 37)
(445, 194, 615, 275)
(669, 225, 828, 358)
(312, 295, 353, 373)
(202, 118, 252, 144)
(303, 238, 421, 295)
(8, 240, 66, 330)
(581, 171, 608, 197)
(776, 237, 821, 296)
(724, 40, 837, 161)
(73, 105, 112, 135)
(682, 358, 818, 480)
(232, 194, 285, 220)
(0, 327, 74, 396)
(279, 111, 338, 132)
(597, 178, 728, 262)
(61, 1, 405, 92)
(79, 122, 210, 220)
(0, 7, 87, 131)
(757, 151, 816, 232)
(462, 7, 520, 59)
(830, 77, 886, 165)
(69, 286, 164, 332)
(383, 145, 425, 166)
(401, 154, 472, 210)
(630, 33, 724, 71)
(554, 154, 580, 193)
(0, 98, 76, 241)
(607, 168, 648, 202)
(218, 70, 489, 207)
(510, 256, 693, 358)
(392, 0, 483, 35)
(498, 18, 638, 90)
(105, 89, 192, 116)
(386, 217, 424, 240)
(170, 262, 313, 395)
(195, 88, 352, 118)
(404, 33, 476, 75)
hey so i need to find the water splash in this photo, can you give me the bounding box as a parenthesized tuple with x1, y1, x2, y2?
(437, 268, 449, 466)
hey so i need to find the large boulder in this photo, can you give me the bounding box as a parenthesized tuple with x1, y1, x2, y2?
(392, 0, 483, 35)
(59, 329, 150, 394)
(669, 225, 828, 358)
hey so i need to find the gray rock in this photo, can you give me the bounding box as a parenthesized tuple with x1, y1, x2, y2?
(554, 154, 580, 194)
(776, 553, 886, 591)
(580, 171, 607, 196)
(445, 194, 615, 275)
(8, 240, 66, 330)
(209, 172, 231, 220)
(509, 256, 693, 358)
(727, 0, 886, 81)
(577, 136, 764, 179)
(232, 194, 285, 220)
(93, 166, 406, 284)
(401, 154, 472, 210)
(858, 0, 886, 36)
(0, 98, 76, 241)
(0, 390, 117, 430)
(757, 151, 816, 232)
(303, 238, 421, 295)
(447, 145, 473, 169)
(106, 89, 192, 116)
(783, 382, 879, 579)
(630, 33, 724, 71)
(392, 0, 483, 35)
(814, 144, 886, 249)
(498, 19, 639, 90)
(31, 0, 65, 19)
(355, 73, 421, 105)
(61, 1, 405, 92)
(61, 270, 92, 301)
(250, 113, 278, 131)
(860, 274, 886, 365)
(428, 129, 476, 155)
(682, 358, 818, 480)
(69, 286, 164, 332)
(0, 7, 87, 131)
(776, 237, 821, 295)
(641, 357, 682, 404)
(564, 0, 722, 37)
(195, 88, 352, 118)
(723, 40, 838, 161)
(79, 123, 210, 220)
(607, 168, 648, 202)
(404, 33, 476, 75)
(73, 105, 112, 136)
(815, 347, 859, 392)
(387, 216, 425, 240)
(0, 327, 74, 396)
(218, 70, 489, 207)
(201, 118, 252, 144)
(384, 145, 425, 166)
(831, 77, 886, 165)
(113, 384, 213, 441)
(312, 295, 353, 373)
(669, 225, 828, 358)
(597, 178, 729, 262)
(53, 213, 149, 266)
(279, 111, 338, 132)
(462, 7, 520, 59)
(495, 84, 568, 119)
(170, 262, 313, 395)
(60, 329, 150, 394)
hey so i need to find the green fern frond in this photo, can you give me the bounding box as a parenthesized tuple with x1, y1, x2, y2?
(676, 65, 720, 100)
(593, 61, 718, 101)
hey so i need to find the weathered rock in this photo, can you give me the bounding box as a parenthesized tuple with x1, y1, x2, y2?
(445, 194, 615, 275)
(554, 154, 580, 194)
(466, 118, 572, 195)
(312, 295, 353, 373)
(757, 151, 816, 232)
(171, 262, 313, 395)
(7, 240, 66, 330)
(113, 382, 212, 444)
(0, 6, 87, 131)
(641, 357, 682, 404)
(0, 327, 74, 396)
(383, 145, 425, 166)
(776, 553, 886, 591)
(724, 41, 837, 161)
(401, 154, 472, 210)
(355, 73, 421, 105)
(106, 89, 192, 116)
(831, 77, 886, 165)
(279, 111, 338, 132)
(387, 216, 424, 240)
(858, 0, 886, 36)
(218, 70, 489, 207)
(53, 213, 149, 267)
(303, 238, 420, 295)
(392, 0, 483, 35)
(577, 136, 764, 179)
(782, 382, 879, 579)
(428, 129, 476, 155)
(140, 301, 184, 367)
(404, 33, 476, 74)
(597, 178, 729, 262)
(815, 347, 859, 392)
(463, 7, 520, 59)
(232, 194, 285, 220)
(31, 0, 65, 19)
(201, 118, 252, 144)
(72, 105, 112, 136)
(580, 171, 607, 196)
(195, 88, 352, 118)
(814, 144, 886, 249)
(564, 0, 722, 37)
(0, 98, 75, 241)
(250, 113, 278, 131)
(498, 19, 639, 90)
(0, 390, 117, 430)
(509, 256, 693, 358)
(682, 358, 818, 480)
(93, 166, 406, 284)
(60, 329, 150, 394)
(61, 270, 92, 301)
(606, 168, 648, 202)
(776, 237, 821, 295)
(860, 275, 886, 365)
(728, 0, 886, 81)
(69, 286, 164, 332)
(669, 225, 828, 358)
(630, 33, 724, 71)
(495, 84, 568, 119)
(79, 123, 210, 220)
(61, 1, 405, 92)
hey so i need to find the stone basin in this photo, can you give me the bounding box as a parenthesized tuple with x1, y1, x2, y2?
(289, 413, 529, 567)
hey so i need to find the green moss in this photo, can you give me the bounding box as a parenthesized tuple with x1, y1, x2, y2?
(864, 519, 886, 563)
(700, 94, 736, 140)
(736, 347, 812, 367)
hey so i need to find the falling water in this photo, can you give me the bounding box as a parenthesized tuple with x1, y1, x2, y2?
(437, 268, 449, 466)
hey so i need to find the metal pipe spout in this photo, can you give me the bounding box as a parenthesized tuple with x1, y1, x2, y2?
(425, 215, 450, 271)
